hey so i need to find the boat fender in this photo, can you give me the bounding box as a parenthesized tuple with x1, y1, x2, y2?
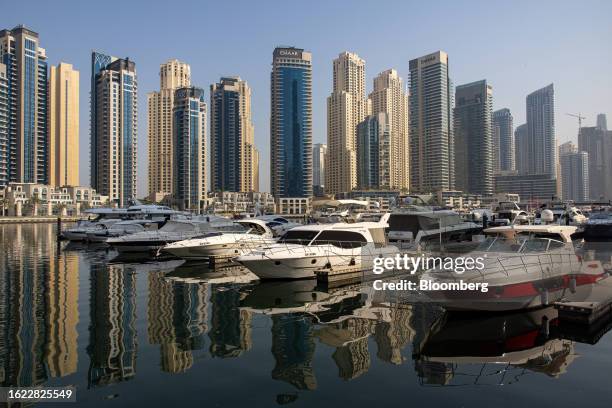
(541, 290, 549, 306)
(569, 277, 577, 293)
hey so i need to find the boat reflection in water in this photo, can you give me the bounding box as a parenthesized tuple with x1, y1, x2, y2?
(1, 223, 612, 406)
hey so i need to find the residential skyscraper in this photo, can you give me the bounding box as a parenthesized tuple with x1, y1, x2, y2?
(0, 63, 8, 187)
(596, 113, 607, 131)
(173, 86, 207, 212)
(579, 126, 612, 200)
(559, 141, 589, 202)
(270, 47, 312, 199)
(91, 56, 138, 206)
(514, 123, 528, 174)
(357, 112, 391, 189)
(48, 62, 79, 187)
(492, 108, 514, 172)
(312, 143, 327, 196)
(148, 60, 191, 201)
(368, 69, 409, 190)
(526, 84, 556, 177)
(326, 51, 369, 195)
(0, 26, 49, 184)
(90, 51, 117, 188)
(409, 51, 454, 193)
(453, 80, 493, 195)
(210, 76, 258, 193)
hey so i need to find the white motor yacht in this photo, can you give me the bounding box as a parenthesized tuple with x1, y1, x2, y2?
(162, 219, 276, 260)
(255, 215, 301, 235)
(106, 215, 239, 253)
(421, 224, 608, 311)
(236, 216, 398, 280)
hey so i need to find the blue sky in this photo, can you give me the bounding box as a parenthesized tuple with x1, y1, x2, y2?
(4, 0, 612, 196)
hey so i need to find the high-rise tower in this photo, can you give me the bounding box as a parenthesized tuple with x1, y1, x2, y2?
(210, 77, 258, 193)
(409, 51, 454, 193)
(148, 60, 191, 200)
(270, 47, 312, 199)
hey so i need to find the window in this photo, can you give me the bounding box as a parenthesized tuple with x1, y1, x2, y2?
(278, 230, 318, 245)
(312, 231, 367, 249)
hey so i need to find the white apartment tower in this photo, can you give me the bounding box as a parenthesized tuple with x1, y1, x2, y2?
(368, 69, 409, 191)
(148, 59, 191, 201)
(326, 51, 369, 195)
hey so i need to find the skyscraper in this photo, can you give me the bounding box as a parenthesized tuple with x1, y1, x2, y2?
(312, 143, 327, 196)
(596, 113, 607, 131)
(526, 84, 556, 177)
(453, 80, 493, 195)
(492, 108, 514, 172)
(270, 47, 312, 199)
(210, 76, 258, 193)
(357, 112, 391, 189)
(148, 60, 191, 201)
(90, 51, 117, 188)
(91, 56, 138, 206)
(579, 126, 612, 200)
(559, 141, 589, 202)
(409, 51, 454, 193)
(173, 86, 206, 211)
(368, 69, 409, 190)
(0, 26, 49, 184)
(326, 51, 368, 195)
(0, 63, 7, 187)
(514, 123, 528, 174)
(48, 62, 79, 187)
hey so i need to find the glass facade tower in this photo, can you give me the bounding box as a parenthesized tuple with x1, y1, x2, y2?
(270, 47, 312, 199)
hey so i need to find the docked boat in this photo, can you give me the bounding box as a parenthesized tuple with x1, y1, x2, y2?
(236, 216, 398, 280)
(61, 208, 128, 241)
(161, 219, 276, 260)
(491, 201, 528, 226)
(106, 216, 239, 253)
(86, 219, 165, 243)
(421, 224, 609, 311)
(255, 215, 301, 235)
(387, 207, 482, 250)
(535, 202, 587, 225)
(582, 211, 612, 242)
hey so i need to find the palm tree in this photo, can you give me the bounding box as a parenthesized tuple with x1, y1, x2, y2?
(54, 203, 68, 217)
(0, 198, 8, 217)
(30, 195, 41, 216)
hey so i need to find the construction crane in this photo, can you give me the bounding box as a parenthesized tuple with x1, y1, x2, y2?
(566, 112, 586, 136)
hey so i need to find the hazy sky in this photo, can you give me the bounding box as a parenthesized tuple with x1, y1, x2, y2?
(4, 0, 612, 196)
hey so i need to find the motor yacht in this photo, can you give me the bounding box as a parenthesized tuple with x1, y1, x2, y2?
(535, 202, 587, 225)
(61, 208, 128, 241)
(421, 224, 608, 311)
(255, 215, 301, 235)
(582, 210, 612, 242)
(236, 216, 398, 280)
(491, 201, 528, 226)
(86, 219, 165, 243)
(106, 215, 239, 253)
(161, 219, 277, 260)
(387, 207, 482, 251)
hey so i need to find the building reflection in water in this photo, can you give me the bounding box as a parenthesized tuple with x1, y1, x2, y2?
(0, 224, 54, 387)
(208, 286, 252, 359)
(148, 271, 209, 373)
(46, 250, 80, 377)
(87, 263, 137, 387)
(271, 314, 317, 390)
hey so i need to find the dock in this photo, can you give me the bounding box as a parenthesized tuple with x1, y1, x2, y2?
(0, 216, 81, 224)
(554, 279, 612, 324)
(208, 254, 241, 269)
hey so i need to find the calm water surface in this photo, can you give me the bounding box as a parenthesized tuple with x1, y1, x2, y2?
(1, 223, 611, 407)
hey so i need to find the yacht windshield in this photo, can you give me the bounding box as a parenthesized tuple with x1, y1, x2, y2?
(477, 236, 524, 253)
(278, 230, 319, 245)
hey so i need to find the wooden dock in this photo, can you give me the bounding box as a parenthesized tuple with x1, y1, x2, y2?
(0, 216, 81, 224)
(208, 254, 240, 269)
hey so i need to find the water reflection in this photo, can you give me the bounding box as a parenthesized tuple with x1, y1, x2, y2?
(0, 223, 611, 404)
